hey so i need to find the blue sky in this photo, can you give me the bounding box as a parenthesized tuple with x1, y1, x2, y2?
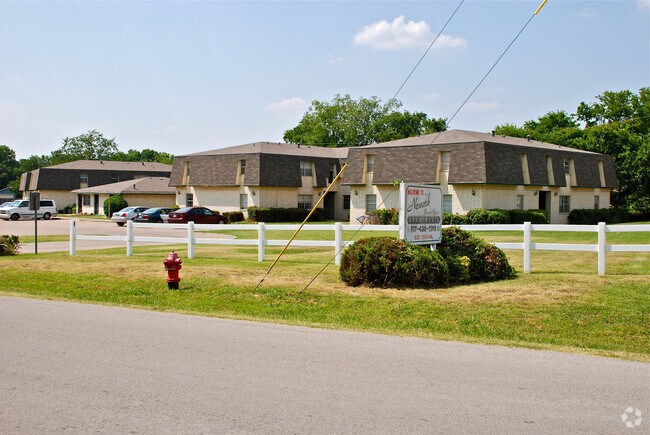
(2, 0, 648, 160)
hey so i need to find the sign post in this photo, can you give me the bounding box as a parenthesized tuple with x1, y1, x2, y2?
(399, 183, 443, 246)
(29, 192, 40, 254)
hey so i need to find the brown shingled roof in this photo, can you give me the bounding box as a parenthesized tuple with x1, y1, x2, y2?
(71, 177, 174, 195)
(47, 160, 173, 171)
(360, 129, 597, 154)
(180, 141, 348, 159)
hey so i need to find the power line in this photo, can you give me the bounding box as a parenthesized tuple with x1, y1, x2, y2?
(431, 1, 547, 144)
(389, 0, 465, 104)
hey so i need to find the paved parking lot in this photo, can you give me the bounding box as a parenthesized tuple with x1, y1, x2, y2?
(0, 217, 231, 253)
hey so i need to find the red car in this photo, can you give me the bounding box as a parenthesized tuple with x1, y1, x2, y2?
(167, 207, 226, 224)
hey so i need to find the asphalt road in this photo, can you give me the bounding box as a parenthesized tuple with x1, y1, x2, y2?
(0, 296, 647, 433)
(0, 218, 231, 253)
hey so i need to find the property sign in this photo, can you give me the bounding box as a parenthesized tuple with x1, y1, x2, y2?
(399, 183, 443, 245)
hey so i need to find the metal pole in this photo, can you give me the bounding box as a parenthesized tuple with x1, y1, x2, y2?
(34, 209, 38, 255)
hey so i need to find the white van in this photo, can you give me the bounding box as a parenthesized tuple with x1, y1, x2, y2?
(0, 199, 58, 221)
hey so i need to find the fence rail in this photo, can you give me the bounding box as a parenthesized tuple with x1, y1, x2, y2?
(69, 220, 649, 276)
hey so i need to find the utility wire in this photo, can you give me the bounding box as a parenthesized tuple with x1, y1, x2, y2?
(430, 0, 548, 145)
(389, 0, 465, 104)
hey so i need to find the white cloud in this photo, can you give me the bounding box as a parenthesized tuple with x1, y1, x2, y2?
(422, 92, 441, 101)
(354, 16, 466, 51)
(328, 54, 347, 65)
(264, 97, 307, 113)
(465, 101, 502, 112)
(638, 0, 650, 10)
(576, 8, 598, 18)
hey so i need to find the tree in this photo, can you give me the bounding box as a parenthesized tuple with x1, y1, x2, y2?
(51, 130, 119, 163)
(0, 145, 19, 188)
(283, 94, 446, 147)
(112, 148, 175, 165)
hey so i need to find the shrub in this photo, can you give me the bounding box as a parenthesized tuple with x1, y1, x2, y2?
(442, 212, 468, 225)
(437, 226, 515, 283)
(247, 206, 324, 222)
(223, 211, 244, 223)
(103, 195, 128, 217)
(0, 235, 20, 256)
(508, 209, 548, 224)
(568, 208, 630, 225)
(369, 208, 399, 225)
(340, 237, 448, 288)
(466, 208, 510, 225)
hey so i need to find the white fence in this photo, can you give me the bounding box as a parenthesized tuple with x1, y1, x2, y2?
(69, 220, 649, 276)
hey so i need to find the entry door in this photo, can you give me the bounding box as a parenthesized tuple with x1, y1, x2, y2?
(538, 191, 550, 220)
(93, 194, 99, 214)
(323, 192, 336, 220)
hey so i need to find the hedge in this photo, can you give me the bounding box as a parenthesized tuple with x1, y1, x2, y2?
(223, 211, 245, 223)
(247, 206, 325, 223)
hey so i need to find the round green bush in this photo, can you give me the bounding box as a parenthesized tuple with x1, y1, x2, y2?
(437, 226, 515, 283)
(103, 195, 128, 217)
(340, 237, 448, 288)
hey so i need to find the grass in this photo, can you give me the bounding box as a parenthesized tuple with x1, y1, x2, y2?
(1, 229, 648, 361)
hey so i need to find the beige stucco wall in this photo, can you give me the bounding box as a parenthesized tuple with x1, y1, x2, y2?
(347, 182, 611, 224)
(23, 190, 75, 212)
(177, 179, 351, 221)
(77, 193, 175, 215)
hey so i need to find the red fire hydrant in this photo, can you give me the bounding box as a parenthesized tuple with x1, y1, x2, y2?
(163, 251, 182, 289)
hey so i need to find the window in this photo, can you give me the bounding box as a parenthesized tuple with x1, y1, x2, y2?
(563, 158, 570, 174)
(441, 152, 450, 171)
(82, 195, 91, 206)
(300, 161, 312, 177)
(240, 194, 248, 210)
(240, 160, 246, 175)
(343, 195, 351, 210)
(442, 194, 452, 213)
(559, 195, 570, 213)
(329, 163, 337, 183)
(111, 173, 119, 183)
(79, 174, 88, 185)
(365, 194, 376, 212)
(186, 193, 194, 207)
(516, 195, 524, 210)
(298, 194, 312, 209)
(594, 195, 600, 210)
(366, 155, 375, 173)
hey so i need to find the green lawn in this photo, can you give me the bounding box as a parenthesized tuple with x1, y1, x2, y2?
(1, 228, 648, 361)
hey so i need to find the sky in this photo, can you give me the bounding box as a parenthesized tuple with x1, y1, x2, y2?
(1, 0, 649, 160)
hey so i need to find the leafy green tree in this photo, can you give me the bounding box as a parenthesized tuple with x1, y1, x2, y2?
(113, 148, 174, 165)
(284, 94, 446, 147)
(0, 145, 19, 188)
(51, 130, 119, 163)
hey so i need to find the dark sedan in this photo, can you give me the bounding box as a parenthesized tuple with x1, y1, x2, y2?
(167, 207, 226, 224)
(134, 207, 175, 223)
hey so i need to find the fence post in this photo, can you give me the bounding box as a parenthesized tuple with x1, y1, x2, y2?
(258, 222, 265, 262)
(335, 222, 343, 266)
(69, 219, 76, 256)
(188, 221, 195, 259)
(523, 221, 532, 273)
(598, 222, 606, 276)
(126, 220, 133, 256)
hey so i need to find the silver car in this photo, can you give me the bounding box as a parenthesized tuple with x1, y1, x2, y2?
(111, 206, 148, 226)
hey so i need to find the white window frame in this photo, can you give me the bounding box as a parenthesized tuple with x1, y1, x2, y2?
(366, 155, 375, 173)
(239, 194, 248, 210)
(186, 193, 194, 207)
(365, 194, 377, 213)
(442, 194, 452, 213)
(594, 195, 600, 210)
(300, 161, 313, 177)
(516, 195, 524, 210)
(343, 195, 351, 210)
(298, 194, 312, 209)
(559, 195, 570, 213)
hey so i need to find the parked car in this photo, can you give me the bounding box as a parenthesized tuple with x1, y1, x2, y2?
(134, 207, 175, 223)
(111, 206, 148, 226)
(167, 207, 226, 224)
(0, 199, 58, 220)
